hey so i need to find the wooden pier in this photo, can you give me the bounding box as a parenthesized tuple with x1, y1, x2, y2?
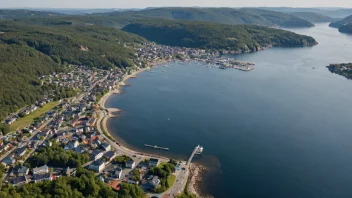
(144, 144, 169, 150)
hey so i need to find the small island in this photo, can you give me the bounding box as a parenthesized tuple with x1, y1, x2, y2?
(327, 63, 352, 79)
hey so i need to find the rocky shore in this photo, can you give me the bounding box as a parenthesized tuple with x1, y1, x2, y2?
(188, 164, 214, 198)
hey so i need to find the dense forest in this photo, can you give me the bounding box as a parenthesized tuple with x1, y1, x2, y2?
(6, 8, 315, 28)
(257, 7, 352, 18)
(338, 23, 352, 34)
(291, 12, 334, 23)
(329, 15, 352, 28)
(0, 21, 145, 121)
(0, 44, 61, 121)
(0, 167, 145, 198)
(122, 20, 317, 52)
(0, 9, 63, 19)
(0, 21, 145, 68)
(96, 7, 314, 28)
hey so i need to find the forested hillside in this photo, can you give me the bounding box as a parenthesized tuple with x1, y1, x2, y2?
(0, 9, 63, 19)
(0, 44, 61, 121)
(329, 15, 352, 28)
(291, 12, 333, 23)
(122, 20, 317, 52)
(12, 15, 142, 29)
(0, 21, 145, 121)
(258, 7, 352, 18)
(99, 7, 314, 28)
(0, 21, 145, 68)
(338, 24, 352, 34)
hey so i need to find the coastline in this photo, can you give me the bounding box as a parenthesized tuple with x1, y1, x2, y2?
(98, 67, 152, 155)
(97, 63, 175, 161)
(99, 68, 147, 109)
(97, 61, 208, 197)
(188, 164, 213, 198)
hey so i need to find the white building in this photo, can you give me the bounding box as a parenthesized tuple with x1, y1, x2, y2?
(89, 160, 105, 173)
(33, 173, 52, 183)
(125, 159, 135, 169)
(150, 176, 160, 188)
(149, 158, 160, 167)
(91, 150, 104, 161)
(32, 165, 49, 175)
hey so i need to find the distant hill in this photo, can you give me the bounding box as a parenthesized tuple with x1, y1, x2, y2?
(258, 7, 352, 18)
(329, 15, 352, 28)
(0, 9, 63, 19)
(27, 8, 143, 15)
(338, 23, 352, 34)
(99, 7, 314, 28)
(291, 12, 333, 23)
(122, 20, 317, 53)
(320, 9, 352, 18)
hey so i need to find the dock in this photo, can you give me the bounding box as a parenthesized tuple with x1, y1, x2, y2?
(186, 145, 203, 165)
(144, 144, 169, 150)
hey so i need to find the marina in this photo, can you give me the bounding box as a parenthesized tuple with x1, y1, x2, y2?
(187, 57, 255, 71)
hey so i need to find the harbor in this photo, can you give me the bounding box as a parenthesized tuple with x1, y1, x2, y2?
(212, 58, 255, 71)
(190, 57, 255, 71)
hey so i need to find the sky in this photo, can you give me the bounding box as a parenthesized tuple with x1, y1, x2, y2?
(1, 0, 351, 9)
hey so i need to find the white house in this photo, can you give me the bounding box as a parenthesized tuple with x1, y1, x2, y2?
(149, 158, 160, 167)
(101, 143, 111, 151)
(125, 159, 135, 169)
(91, 150, 104, 161)
(32, 165, 49, 175)
(89, 160, 105, 173)
(150, 176, 160, 188)
(33, 173, 52, 183)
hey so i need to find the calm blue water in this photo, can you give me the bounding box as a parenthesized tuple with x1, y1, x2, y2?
(106, 24, 352, 198)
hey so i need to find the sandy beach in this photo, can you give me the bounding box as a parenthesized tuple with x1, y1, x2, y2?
(99, 68, 147, 109)
(97, 67, 174, 160)
(98, 67, 147, 142)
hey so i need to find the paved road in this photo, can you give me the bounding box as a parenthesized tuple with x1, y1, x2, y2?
(159, 147, 199, 197)
(0, 146, 16, 161)
(0, 116, 54, 162)
(156, 162, 189, 198)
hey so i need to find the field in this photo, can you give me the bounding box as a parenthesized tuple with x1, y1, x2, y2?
(10, 102, 58, 131)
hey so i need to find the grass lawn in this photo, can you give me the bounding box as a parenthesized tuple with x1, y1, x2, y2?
(10, 102, 58, 131)
(168, 174, 176, 187)
(158, 162, 176, 187)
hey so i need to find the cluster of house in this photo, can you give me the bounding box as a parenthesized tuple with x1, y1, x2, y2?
(40, 65, 106, 92)
(3, 97, 54, 125)
(7, 164, 72, 186)
(134, 43, 222, 66)
(100, 156, 164, 192)
(1, 128, 113, 186)
(0, 42, 198, 192)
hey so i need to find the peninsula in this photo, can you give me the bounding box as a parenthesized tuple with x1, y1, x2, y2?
(327, 63, 352, 79)
(122, 20, 318, 53)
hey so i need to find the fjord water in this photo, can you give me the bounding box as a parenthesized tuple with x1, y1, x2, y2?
(106, 24, 352, 198)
